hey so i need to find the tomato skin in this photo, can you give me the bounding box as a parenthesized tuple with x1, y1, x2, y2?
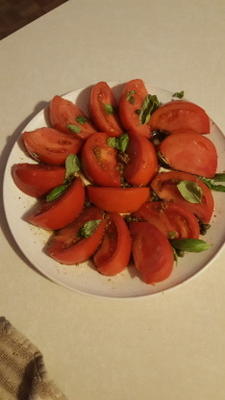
(26, 178, 85, 230)
(49, 95, 96, 139)
(12, 163, 65, 197)
(22, 128, 81, 165)
(159, 132, 217, 178)
(119, 79, 151, 137)
(134, 201, 200, 239)
(129, 222, 174, 284)
(124, 134, 158, 186)
(151, 171, 214, 223)
(46, 207, 106, 265)
(89, 82, 123, 137)
(150, 100, 210, 134)
(81, 132, 121, 187)
(93, 213, 131, 276)
(87, 186, 150, 213)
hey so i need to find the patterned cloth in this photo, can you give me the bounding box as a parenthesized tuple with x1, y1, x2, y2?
(0, 317, 67, 400)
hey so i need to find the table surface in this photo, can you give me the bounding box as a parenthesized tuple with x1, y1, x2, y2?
(1, 1, 225, 399)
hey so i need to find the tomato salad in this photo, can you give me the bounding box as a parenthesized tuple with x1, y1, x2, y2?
(12, 80, 225, 285)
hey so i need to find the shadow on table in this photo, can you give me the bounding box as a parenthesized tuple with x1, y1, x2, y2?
(0, 101, 51, 281)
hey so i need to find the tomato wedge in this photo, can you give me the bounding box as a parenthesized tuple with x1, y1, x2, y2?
(93, 213, 131, 276)
(124, 134, 158, 186)
(159, 132, 217, 178)
(46, 207, 106, 265)
(89, 82, 123, 137)
(119, 79, 151, 137)
(81, 132, 120, 187)
(25, 178, 85, 230)
(150, 100, 210, 134)
(134, 201, 200, 239)
(129, 222, 174, 284)
(49, 95, 96, 139)
(87, 186, 150, 213)
(12, 163, 65, 197)
(22, 128, 81, 165)
(151, 171, 214, 223)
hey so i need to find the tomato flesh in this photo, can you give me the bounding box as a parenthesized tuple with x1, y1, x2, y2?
(119, 79, 151, 137)
(12, 163, 65, 197)
(22, 128, 81, 165)
(150, 100, 210, 134)
(159, 132, 217, 178)
(130, 222, 174, 284)
(46, 207, 106, 265)
(93, 213, 131, 276)
(89, 82, 123, 136)
(151, 171, 214, 223)
(81, 132, 121, 187)
(49, 95, 96, 139)
(87, 186, 150, 213)
(26, 178, 85, 230)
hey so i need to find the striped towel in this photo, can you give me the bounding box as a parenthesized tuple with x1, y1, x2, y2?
(0, 317, 67, 400)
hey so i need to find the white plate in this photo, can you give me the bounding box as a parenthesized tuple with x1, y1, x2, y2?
(3, 83, 225, 298)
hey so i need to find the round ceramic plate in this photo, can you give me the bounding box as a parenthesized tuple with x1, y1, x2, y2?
(3, 83, 225, 298)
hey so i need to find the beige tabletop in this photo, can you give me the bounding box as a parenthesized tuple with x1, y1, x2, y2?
(1, 1, 225, 399)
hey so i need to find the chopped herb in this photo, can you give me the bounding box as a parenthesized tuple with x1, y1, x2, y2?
(199, 174, 225, 192)
(172, 90, 184, 99)
(76, 115, 88, 124)
(126, 90, 136, 104)
(125, 215, 143, 223)
(79, 219, 101, 238)
(46, 183, 70, 202)
(139, 94, 160, 124)
(157, 151, 171, 168)
(168, 231, 177, 240)
(199, 221, 211, 236)
(103, 104, 115, 114)
(135, 109, 141, 115)
(170, 238, 211, 252)
(107, 133, 129, 153)
(177, 180, 202, 204)
(151, 191, 161, 202)
(67, 124, 81, 134)
(65, 154, 80, 180)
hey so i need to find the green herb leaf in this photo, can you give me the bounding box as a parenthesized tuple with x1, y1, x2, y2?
(139, 94, 161, 124)
(79, 219, 101, 238)
(103, 104, 115, 114)
(170, 238, 211, 252)
(46, 183, 70, 202)
(65, 154, 80, 180)
(107, 133, 129, 153)
(172, 90, 184, 99)
(199, 175, 225, 192)
(157, 151, 171, 168)
(67, 124, 81, 134)
(126, 90, 136, 104)
(76, 116, 88, 124)
(177, 180, 202, 203)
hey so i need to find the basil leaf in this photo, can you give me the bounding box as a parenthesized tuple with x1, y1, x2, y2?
(79, 219, 101, 238)
(67, 124, 81, 133)
(200, 175, 225, 192)
(139, 94, 160, 124)
(76, 116, 87, 124)
(65, 154, 80, 180)
(46, 183, 70, 202)
(126, 90, 136, 104)
(171, 239, 211, 252)
(213, 173, 225, 182)
(107, 133, 129, 153)
(104, 104, 115, 114)
(172, 90, 184, 99)
(177, 180, 202, 203)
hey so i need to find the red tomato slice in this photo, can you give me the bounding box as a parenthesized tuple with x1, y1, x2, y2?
(134, 201, 200, 239)
(150, 100, 210, 134)
(87, 186, 150, 213)
(22, 128, 81, 165)
(124, 134, 158, 186)
(129, 222, 174, 284)
(119, 79, 151, 137)
(49, 95, 96, 139)
(81, 132, 121, 187)
(46, 207, 106, 265)
(93, 213, 131, 276)
(89, 82, 123, 137)
(159, 132, 217, 178)
(26, 178, 85, 230)
(151, 171, 214, 223)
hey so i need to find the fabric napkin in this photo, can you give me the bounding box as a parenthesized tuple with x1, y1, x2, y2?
(0, 317, 67, 400)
